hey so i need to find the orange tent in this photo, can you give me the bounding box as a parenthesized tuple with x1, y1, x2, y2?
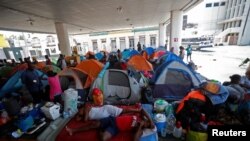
(73, 59, 103, 88)
(151, 50, 166, 60)
(35, 62, 46, 70)
(10, 63, 28, 75)
(127, 55, 153, 71)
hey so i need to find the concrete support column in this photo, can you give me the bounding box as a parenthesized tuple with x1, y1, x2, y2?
(170, 10, 183, 54)
(158, 23, 166, 47)
(55, 22, 71, 56)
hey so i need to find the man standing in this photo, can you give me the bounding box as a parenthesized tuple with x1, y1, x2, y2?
(21, 62, 43, 103)
(186, 45, 192, 62)
(137, 42, 142, 52)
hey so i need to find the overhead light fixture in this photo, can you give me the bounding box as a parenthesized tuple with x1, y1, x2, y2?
(126, 18, 130, 21)
(27, 18, 34, 26)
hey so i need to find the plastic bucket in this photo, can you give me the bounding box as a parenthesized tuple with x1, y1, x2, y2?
(154, 113, 166, 133)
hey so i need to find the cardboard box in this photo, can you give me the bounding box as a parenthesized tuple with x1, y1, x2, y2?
(41, 104, 60, 120)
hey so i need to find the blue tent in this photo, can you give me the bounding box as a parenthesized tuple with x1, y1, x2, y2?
(0, 70, 48, 98)
(152, 59, 205, 100)
(130, 50, 140, 57)
(95, 52, 104, 60)
(122, 50, 131, 60)
(144, 47, 155, 56)
(165, 52, 183, 62)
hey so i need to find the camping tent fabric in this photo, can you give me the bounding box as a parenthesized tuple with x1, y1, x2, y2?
(152, 60, 203, 100)
(74, 59, 103, 88)
(152, 50, 166, 60)
(10, 63, 28, 76)
(144, 47, 155, 56)
(122, 50, 131, 60)
(130, 50, 140, 57)
(90, 69, 141, 105)
(58, 68, 84, 90)
(95, 52, 104, 60)
(0, 70, 48, 98)
(0, 66, 13, 77)
(35, 62, 46, 70)
(42, 65, 61, 73)
(127, 55, 153, 71)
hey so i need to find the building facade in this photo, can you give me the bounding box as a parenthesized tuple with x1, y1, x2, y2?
(216, 0, 250, 45)
(183, 0, 250, 46)
(71, 27, 159, 55)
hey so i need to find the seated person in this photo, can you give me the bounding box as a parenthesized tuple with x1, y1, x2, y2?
(241, 70, 250, 93)
(66, 109, 155, 141)
(76, 104, 141, 121)
(227, 74, 246, 104)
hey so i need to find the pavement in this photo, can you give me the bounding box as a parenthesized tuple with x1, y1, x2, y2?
(185, 45, 250, 83)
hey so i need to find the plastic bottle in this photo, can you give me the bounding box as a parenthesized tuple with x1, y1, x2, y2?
(165, 114, 176, 134)
(173, 121, 182, 138)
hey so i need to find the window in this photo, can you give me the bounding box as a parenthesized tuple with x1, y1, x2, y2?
(92, 40, 98, 52)
(214, 2, 219, 7)
(206, 3, 212, 7)
(241, 5, 245, 16)
(139, 36, 145, 46)
(220, 2, 226, 6)
(110, 38, 116, 51)
(30, 50, 36, 56)
(119, 37, 126, 51)
(129, 37, 134, 48)
(101, 39, 106, 50)
(150, 36, 156, 47)
(238, 20, 242, 27)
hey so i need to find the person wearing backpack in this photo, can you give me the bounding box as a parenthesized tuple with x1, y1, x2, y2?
(21, 62, 44, 104)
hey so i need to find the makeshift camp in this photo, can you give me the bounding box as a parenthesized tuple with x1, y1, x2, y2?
(127, 55, 153, 72)
(73, 59, 103, 88)
(0, 70, 48, 98)
(151, 50, 166, 60)
(55, 104, 144, 141)
(90, 69, 141, 104)
(35, 62, 46, 70)
(42, 65, 61, 73)
(144, 47, 155, 56)
(58, 68, 84, 91)
(10, 63, 28, 76)
(58, 68, 87, 102)
(0, 66, 13, 78)
(152, 60, 205, 101)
